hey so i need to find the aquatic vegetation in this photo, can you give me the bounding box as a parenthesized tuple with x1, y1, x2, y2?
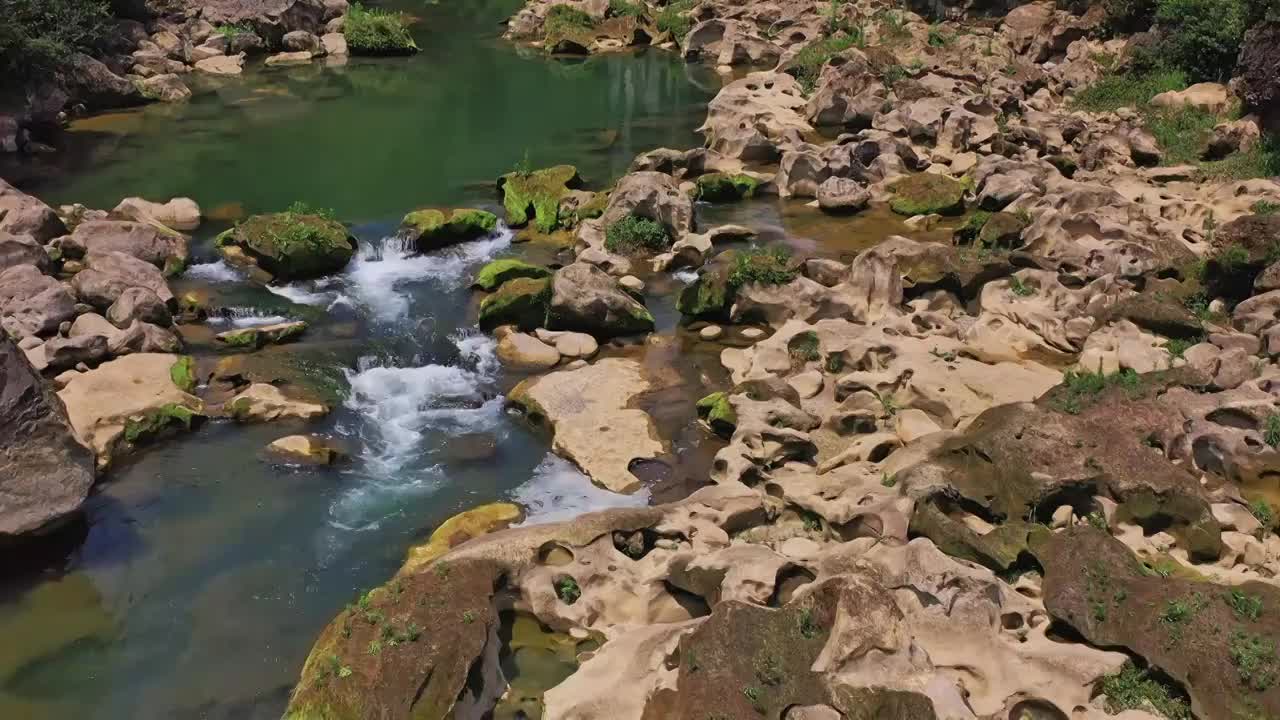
(345, 3, 419, 55)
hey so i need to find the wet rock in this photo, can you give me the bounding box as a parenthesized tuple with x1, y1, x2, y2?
(264, 434, 345, 465)
(546, 263, 655, 338)
(215, 211, 355, 281)
(396, 208, 497, 252)
(509, 358, 663, 492)
(57, 353, 204, 470)
(534, 329, 599, 358)
(227, 383, 328, 422)
(106, 321, 181, 357)
(0, 338, 95, 538)
(282, 30, 321, 53)
(265, 50, 315, 66)
(136, 74, 192, 103)
(111, 197, 201, 231)
(888, 173, 965, 216)
(0, 265, 77, 338)
(320, 32, 348, 56)
(215, 321, 307, 350)
(496, 331, 561, 371)
(601, 171, 694, 237)
(478, 276, 550, 331)
(442, 433, 500, 464)
(471, 258, 550, 291)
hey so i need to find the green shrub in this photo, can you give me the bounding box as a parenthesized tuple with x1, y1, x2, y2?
(1070, 68, 1187, 113)
(604, 215, 669, 255)
(1102, 0, 1157, 34)
(926, 25, 950, 47)
(729, 246, 796, 288)
(1252, 200, 1280, 216)
(213, 23, 252, 39)
(344, 3, 418, 55)
(787, 31, 865, 93)
(608, 0, 646, 17)
(545, 4, 595, 37)
(1097, 664, 1191, 720)
(0, 0, 111, 75)
(1155, 0, 1246, 83)
(656, 0, 697, 41)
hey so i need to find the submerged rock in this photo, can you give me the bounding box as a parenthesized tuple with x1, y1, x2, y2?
(0, 338, 95, 538)
(215, 211, 356, 281)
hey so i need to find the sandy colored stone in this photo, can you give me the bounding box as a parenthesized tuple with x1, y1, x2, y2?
(227, 383, 327, 422)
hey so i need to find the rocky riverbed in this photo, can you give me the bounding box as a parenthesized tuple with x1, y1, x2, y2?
(4, 0, 1280, 718)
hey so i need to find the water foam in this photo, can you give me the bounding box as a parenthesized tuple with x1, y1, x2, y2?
(186, 260, 243, 282)
(511, 454, 651, 526)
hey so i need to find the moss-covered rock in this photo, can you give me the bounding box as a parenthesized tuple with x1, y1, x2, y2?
(889, 173, 966, 216)
(344, 3, 419, 56)
(478, 276, 551, 331)
(497, 165, 581, 233)
(214, 321, 308, 351)
(471, 259, 551, 292)
(398, 208, 498, 252)
(977, 211, 1029, 248)
(1034, 527, 1280, 720)
(216, 212, 356, 281)
(169, 355, 197, 393)
(695, 172, 760, 203)
(676, 254, 734, 320)
(695, 391, 736, 437)
(122, 403, 200, 446)
(400, 503, 523, 575)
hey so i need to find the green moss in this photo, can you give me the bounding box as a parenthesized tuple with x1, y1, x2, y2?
(222, 211, 354, 280)
(478, 276, 551, 331)
(169, 356, 197, 393)
(498, 164, 580, 233)
(1097, 663, 1192, 720)
(402, 208, 498, 250)
(695, 173, 760, 202)
(696, 392, 737, 435)
(889, 174, 966, 216)
(344, 3, 418, 56)
(604, 215, 670, 255)
(123, 403, 198, 445)
(787, 31, 866, 93)
(544, 4, 595, 37)
(676, 270, 731, 319)
(554, 576, 582, 604)
(219, 328, 261, 349)
(954, 210, 992, 244)
(472, 259, 551, 291)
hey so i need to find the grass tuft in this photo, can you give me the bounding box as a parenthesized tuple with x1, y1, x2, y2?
(1097, 663, 1192, 720)
(728, 246, 796, 288)
(604, 215, 669, 255)
(344, 3, 417, 55)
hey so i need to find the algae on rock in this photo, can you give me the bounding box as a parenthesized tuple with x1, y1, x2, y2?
(497, 165, 581, 233)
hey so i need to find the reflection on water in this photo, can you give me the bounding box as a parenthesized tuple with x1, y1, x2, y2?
(0, 0, 716, 717)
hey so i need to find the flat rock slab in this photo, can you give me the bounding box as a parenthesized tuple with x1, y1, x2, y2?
(509, 358, 663, 493)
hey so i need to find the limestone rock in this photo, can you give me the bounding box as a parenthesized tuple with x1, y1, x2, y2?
(0, 178, 66, 242)
(66, 220, 189, 273)
(71, 251, 174, 309)
(546, 263, 655, 338)
(264, 434, 344, 465)
(0, 338, 95, 537)
(496, 332, 561, 371)
(509, 358, 663, 492)
(111, 197, 201, 231)
(227, 383, 327, 422)
(0, 265, 77, 338)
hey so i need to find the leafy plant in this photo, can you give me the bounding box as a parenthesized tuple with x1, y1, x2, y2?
(787, 331, 820, 362)
(788, 31, 865, 92)
(1071, 69, 1188, 113)
(213, 23, 253, 39)
(1163, 337, 1198, 359)
(608, 0, 646, 18)
(0, 0, 112, 75)
(544, 4, 595, 36)
(1230, 631, 1278, 690)
(555, 576, 582, 604)
(797, 608, 820, 639)
(1250, 498, 1275, 529)
(1052, 368, 1144, 415)
(285, 201, 336, 220)
(655, 0, 696, 40)
(1009, 275, 1035, 297)
(604, 215, 670, 255)
(926, 25, 950, 47)
(1154, 0, 1247, 83)
(728, 246, 796, 288)
(1252, 200, 1280, 216)
(1226, 589, 1264, 621)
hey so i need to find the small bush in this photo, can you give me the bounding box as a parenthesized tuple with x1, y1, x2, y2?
(656, 0, 696, 40)
(1143, 104, 1219, 165)
(1252, 200, 1280, 216)
(604, 215, 669, 255)
(344, 3, 418, 55)
(1102, 0, 1157, 34)
(213, 23, 252, 39)
(1251, 497, 1275, 528)
(1070, 68, 1188, 113)
(729, 246, 796, 288)
(608, 0, 646, 17)
(788, 31, 865, 93)
(926, 25, 950, 47)
(0, 0, 111, 75)
(544, 4, 595, 36)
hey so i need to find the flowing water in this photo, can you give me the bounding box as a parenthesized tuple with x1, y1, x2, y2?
(0, 1, 718, 718)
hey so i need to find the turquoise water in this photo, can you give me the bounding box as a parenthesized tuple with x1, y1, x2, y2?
(0, 1, 717, 718)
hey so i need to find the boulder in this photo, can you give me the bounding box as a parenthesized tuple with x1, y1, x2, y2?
(0, 338, 95, 538)
(546, 263, 655, 338)
(111, 197, 201, 231)
(699, 72, 812, 162)
(106, 287, 173, 329)
(227, 383, 328, 422)
(396, 208, 497, 252)
(106, 321, 182, 356)
(67, 220, 189, 273)
(0, 234, 50, 273)
(1203, 117, 1260, 160)
(43, 335, 109, 372)
(57, 353, 203, 470)
(198, 0, 328, 46)
(496, 332, 561, 371)
(497, 165, 581, 233)
(478, 277, 550, 331)
(264, 434, 344, 465)
(282, 30, 321, 52)
(320, 32, 348, 56)
(815, 177, 871, 213)
(508, 358, 663, 492)
(888, 173, 966, 216)
(194, 53, 245, 75)
(1238, 21, 1280, 132)
(471, 259, 550, 291)
(71, 251, 174, 309)
(215, 212, 355, 281)
(135, 74, 192, 103)
(265, 50, 315, 66)
(0, 179, 66, 242)
(600, 171, 694, 238)
(1150, 82, 1232, 115)
(0, 265, 77, 338)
